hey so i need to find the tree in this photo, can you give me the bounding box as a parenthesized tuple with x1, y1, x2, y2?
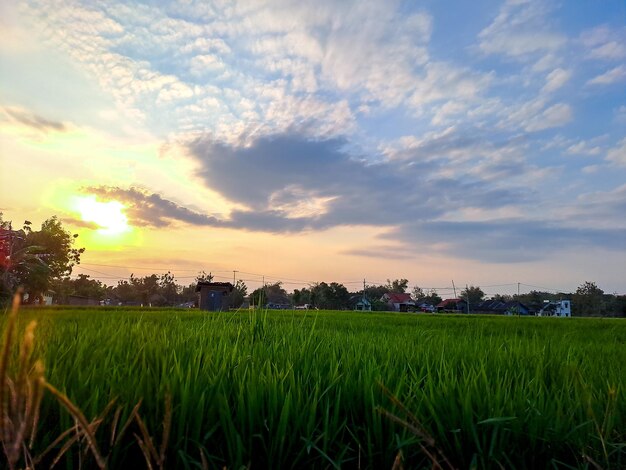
(250, 282, 288, 306)
(412, 286, 425, 300)
(573, 281, 604, 316)
(460, 285, 485, 308)
(1, 215, 84, 303)
(195, 271, 213, 283)
(310, 282, 350, 309)
(158, 271, 179, 306)
(230, 280, 248, 308)
(292, 287, 312, 306)
(386, 278, 408, 293)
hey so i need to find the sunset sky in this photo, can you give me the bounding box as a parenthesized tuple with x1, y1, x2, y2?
(1, 0, 625, 295)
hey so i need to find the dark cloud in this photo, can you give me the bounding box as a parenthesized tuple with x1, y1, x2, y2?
(385, 220, 626, 263)
(61, 217, 102, 230)
(187, 132, 528, 231)
(83, 186, 224, 228)
(341, 245, 415, 260)
(84, 132, 625, 263)
(3, 106, 66, 132)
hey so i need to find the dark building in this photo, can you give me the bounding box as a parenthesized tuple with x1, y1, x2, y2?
(196, 282, 234, 311)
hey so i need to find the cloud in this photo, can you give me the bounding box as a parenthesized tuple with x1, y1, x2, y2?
(587, 65, 626, 86)
(566, 142, 602, 156)
(541, 68, 571, 93)
(606, 138, 626, 166)
(61, 217, 101, 230)
(504, 99, 573, 132)
(83, 186, 223, 228)
(2, 106, 66, 132)
(580, 25, 626, 60)
(477, 0, 566, 60)
(384, 219, 626, 263)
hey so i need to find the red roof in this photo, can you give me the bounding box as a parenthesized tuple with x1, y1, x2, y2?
(386, 293, 413, 303)
(436, 298, 463, 308)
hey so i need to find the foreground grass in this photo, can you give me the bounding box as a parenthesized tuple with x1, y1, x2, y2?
(8, 307, 626, 468)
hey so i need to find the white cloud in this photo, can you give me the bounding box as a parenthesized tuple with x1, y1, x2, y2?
(477, 0, 566, 59)
(541, 68, 571, 93)
(189, 54, 225, 76)
(587, 65, 626, 86)
(606, 138, 626, 166)
(566, 141, 602, 156)
(580, 25, 626, 60)
(523, 103, 573, 132)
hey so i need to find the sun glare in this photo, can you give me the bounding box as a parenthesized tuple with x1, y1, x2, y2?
(74, 195, 130, 235)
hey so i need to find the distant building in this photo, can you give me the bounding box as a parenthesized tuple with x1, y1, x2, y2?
(381, 293, 415, 312)
(196, 282, 234, 311)
(436, 298, 468, 312)
(539, 300, 571, 317)
(354, 297, 372, 311)
(67, 295, 100, 306)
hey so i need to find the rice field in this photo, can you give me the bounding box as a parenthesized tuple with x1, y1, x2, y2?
(6, 307, 626, 469)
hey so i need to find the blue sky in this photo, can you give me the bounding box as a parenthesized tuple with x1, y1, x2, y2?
(1, 0, 625, 293)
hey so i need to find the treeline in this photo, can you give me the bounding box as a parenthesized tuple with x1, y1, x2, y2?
(2, 215, 625, 315)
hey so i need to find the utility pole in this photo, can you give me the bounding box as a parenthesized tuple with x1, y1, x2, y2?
(233, 270, 238, 285)
(517, 282, 521, 316)
(465, 284, 470, 314)
(452, 280, 457, 298)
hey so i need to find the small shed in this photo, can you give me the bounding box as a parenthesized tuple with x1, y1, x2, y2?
(196, 282, 234, 311)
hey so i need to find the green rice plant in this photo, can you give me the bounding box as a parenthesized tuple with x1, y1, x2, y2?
(12, 306, 626, 468)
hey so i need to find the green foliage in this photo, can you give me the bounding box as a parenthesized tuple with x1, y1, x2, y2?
(386, 278, 409, 293)
(310, 282, 350, 309)
(250, 282, 288, 306)
(460, 285, 485, 306)
(0, 215, 84, 303)
(229, 280, 248, 308)
(18, 308, 626, 468)
(573, 281, 605, 316)
(413, 286, 442, 306)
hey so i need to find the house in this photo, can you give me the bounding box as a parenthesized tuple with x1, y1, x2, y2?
(503, 301, 530, 315)
(354, 297, 372, 312)
(436, 298, 468, 312)
(417, 302, 435, 312)
(196, 282, 233, 311)
(475, 299, 507, 313)
(381, 293, 415, 312)
(539, 300, 571, 317)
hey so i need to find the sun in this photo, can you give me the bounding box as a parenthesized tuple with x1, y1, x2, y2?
(74, 195, 130, 235)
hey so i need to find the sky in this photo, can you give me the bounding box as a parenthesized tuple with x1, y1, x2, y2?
(1, 0, 625, 295)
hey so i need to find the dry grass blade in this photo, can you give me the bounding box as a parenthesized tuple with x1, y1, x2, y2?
(134, 432, 155, 470)
(134, 411, 159, 464)
(377, 381, 433, 445)
(42, 380, 107, 469)
(391, 450, 404, 470)
(1, 293, 21, 449)
(109, 406, 122, 448)
(199, 445, 209, 470)
(376, 382, 456, 470)
(132, 393, 171, 470)
(114, 399, 143, 447)
(158, 393, 172, 467)
(32, 423, 81, 465)
(50, 422, 81, 469)
(28, 362, 44, 449)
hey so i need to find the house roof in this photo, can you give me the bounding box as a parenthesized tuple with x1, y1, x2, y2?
(436, 298, 464, 308)
(385, 293, 413, 304)
(195, 282, 234, 293)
